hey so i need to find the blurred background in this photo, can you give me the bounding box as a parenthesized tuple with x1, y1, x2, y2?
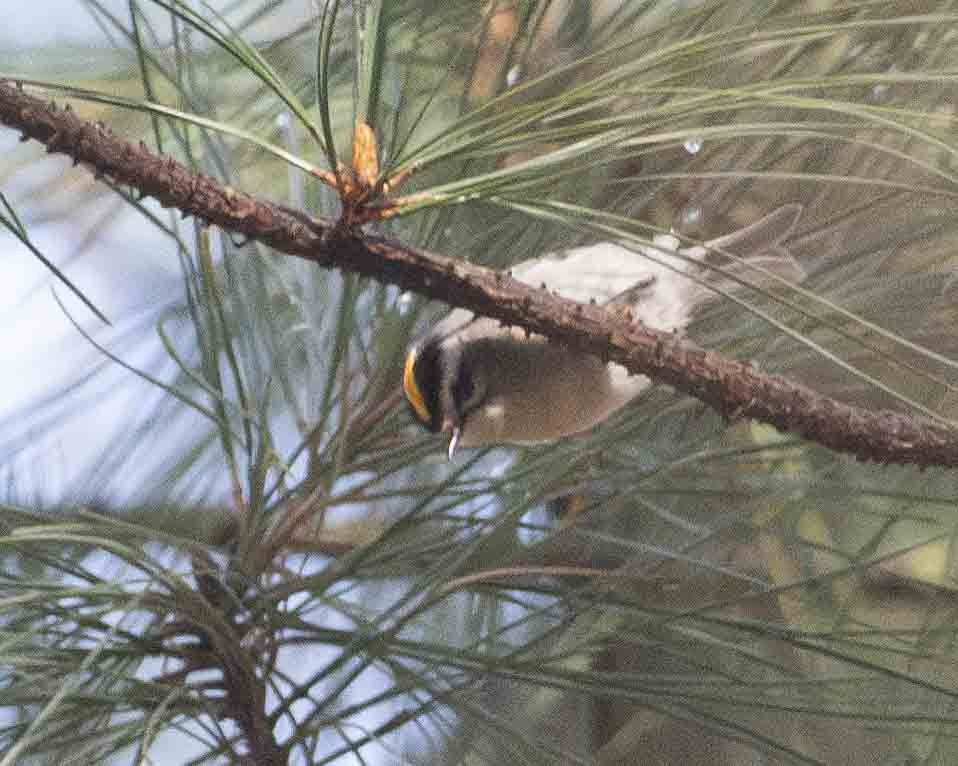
(3, 1, 958, 764)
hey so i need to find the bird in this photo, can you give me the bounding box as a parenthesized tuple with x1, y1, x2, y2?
(403, 205, 804, 459)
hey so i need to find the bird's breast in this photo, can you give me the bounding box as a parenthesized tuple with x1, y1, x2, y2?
(459, 341, 649, 446)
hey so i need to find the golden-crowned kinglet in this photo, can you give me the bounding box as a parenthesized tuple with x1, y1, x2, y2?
(403, 205, 803, 459)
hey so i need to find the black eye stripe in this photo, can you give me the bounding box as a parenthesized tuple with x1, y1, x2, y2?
(453, 359, 474, 405)
(407, 338, 443, 432)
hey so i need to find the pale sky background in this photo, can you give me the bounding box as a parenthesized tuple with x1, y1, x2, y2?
(0, 0, 314, 45)
(0, 0, 317, 497)
(0, 0, 159, 45)
(0, 4, 398, 764)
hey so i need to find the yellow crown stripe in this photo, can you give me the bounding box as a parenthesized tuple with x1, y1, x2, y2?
(403, 349, 432, 423)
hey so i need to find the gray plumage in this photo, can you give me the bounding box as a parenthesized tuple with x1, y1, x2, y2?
(407, 205, 804, 453)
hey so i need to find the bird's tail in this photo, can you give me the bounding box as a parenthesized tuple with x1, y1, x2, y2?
(688, 203, 805, 306)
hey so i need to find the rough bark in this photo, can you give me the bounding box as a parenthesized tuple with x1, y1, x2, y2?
(1, 79, 956, 468)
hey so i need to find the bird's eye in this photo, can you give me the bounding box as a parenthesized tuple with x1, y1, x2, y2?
(454, 364, 480, 412)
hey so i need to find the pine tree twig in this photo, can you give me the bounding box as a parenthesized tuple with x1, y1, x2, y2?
(1, 79, 957, 468)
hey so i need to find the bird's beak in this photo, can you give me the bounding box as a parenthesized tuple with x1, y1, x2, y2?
(447, 427, 461, 461)
(442, 418, 461, 461)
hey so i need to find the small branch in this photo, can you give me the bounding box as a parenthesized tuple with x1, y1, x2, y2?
(438, 565, 642, 596)
(2, 79, 957, 468)
(185, 556, 286, 765)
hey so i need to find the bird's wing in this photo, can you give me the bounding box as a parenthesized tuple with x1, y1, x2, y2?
(510, 204, 804, 332)
(511, 241, 665, 306)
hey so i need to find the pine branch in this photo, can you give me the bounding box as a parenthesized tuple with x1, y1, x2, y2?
(1, 78, 956, 468)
